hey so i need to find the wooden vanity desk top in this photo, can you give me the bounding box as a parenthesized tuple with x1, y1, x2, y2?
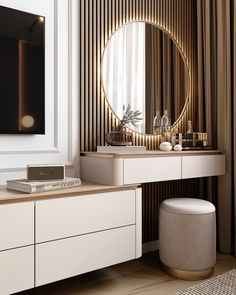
(81, 150, 224, 159)
(0, 181, 140, 205)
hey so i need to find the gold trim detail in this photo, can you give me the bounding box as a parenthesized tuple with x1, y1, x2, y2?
(100, 21, 191, 135)
(161, 262, 214, 281)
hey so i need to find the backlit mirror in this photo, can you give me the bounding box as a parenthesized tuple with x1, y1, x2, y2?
(101, 21, 190, 134)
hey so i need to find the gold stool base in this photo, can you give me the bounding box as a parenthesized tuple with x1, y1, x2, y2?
(161, 262, 214, 281)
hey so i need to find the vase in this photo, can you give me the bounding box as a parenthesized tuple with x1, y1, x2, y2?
(105, 130, 132, 146)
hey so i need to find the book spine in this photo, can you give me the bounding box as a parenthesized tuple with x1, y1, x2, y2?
(32, 180, 81, 193)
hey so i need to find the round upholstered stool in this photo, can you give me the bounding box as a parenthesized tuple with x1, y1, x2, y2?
(159, 198, 216, 280)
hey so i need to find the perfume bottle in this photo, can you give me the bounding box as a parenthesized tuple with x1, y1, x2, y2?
(153, 111, 161, 135)
(186, 120, 193, 135)
(183, 120, 193, 147)
(161, 110, 171, 133)
(161, 110, 171, 142)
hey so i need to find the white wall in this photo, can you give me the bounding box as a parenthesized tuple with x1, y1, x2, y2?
(0, 0, 79, 184)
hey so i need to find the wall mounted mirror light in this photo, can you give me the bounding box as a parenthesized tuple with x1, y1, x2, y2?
(0, 5, 45, 134)
(101, 21, 190, 135)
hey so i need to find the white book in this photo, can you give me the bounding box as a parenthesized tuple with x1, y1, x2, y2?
(6, 177, 81, 194)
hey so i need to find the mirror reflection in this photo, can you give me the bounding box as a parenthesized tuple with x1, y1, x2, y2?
(102, 22, 190, 134)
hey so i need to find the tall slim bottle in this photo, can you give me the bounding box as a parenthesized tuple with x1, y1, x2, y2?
(161, 110, 171, 142)
(184, 120, 193, 147)
(153, 111, 161, 135)
(161, 110, 171, 132)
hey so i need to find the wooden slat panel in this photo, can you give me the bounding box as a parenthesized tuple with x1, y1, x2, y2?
(142, 178, 207, 243)
(79, 0, 204, 242)
(80, 0, 195, 151)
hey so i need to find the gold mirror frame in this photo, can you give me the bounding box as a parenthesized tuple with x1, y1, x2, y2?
(101, 20, 191, 136)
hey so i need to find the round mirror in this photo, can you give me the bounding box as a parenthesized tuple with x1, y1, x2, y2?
(101, 21, 190, 134)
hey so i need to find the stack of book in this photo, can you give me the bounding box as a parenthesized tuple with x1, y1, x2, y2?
(6, 165, 81, 193)
(7, 177, 81, 194)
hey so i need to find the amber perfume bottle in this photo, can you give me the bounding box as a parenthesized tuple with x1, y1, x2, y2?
(182, 120, 193, 148)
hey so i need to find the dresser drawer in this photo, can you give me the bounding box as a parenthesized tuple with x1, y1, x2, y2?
(36, 190, 136, 243)
(124, 157, 181, 184)
(182, 155, 226, 179)
(36, 225, 136, 286)
(0, 246, 34, 295)
(0, 202, 34, 251)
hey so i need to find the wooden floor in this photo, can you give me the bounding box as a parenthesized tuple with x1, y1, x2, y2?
(18, 251, 236, 295)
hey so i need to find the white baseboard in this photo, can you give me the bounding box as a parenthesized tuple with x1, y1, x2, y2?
(142, 240, 159, 254)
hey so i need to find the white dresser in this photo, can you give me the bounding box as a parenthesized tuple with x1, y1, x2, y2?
(0, 202, 34, 295)
(81, 150, 226, 185)
(0, 183, 141, 294)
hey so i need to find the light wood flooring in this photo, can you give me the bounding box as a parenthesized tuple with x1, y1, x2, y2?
(18, 251, 236, 295)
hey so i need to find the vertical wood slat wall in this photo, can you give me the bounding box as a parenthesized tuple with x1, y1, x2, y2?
(79, 0, 196, 152)
(79, 0, 201, 243)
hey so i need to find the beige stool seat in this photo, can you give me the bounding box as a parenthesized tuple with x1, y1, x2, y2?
(159, 198, 216, 280)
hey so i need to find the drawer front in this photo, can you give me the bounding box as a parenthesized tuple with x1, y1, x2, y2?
(36, 225, 136, 287)
(124, 157, 181, 184)
(0, 246, 34, 295)
(81, 157, 124, 185)
(36, 190, 135, 243)
(0, 202, 34, 251)
(182, 155, 226, 179)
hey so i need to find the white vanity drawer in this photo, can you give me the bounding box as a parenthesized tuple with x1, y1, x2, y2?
(182, 154, 226, 179)
(81, 156, 124, 185)
(0, 202, 34, 251)
(0, 246, 34, 295)
(36, 190, 136, 243)
(36, 225, 136, 286)
(124, 157, 182, 184)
